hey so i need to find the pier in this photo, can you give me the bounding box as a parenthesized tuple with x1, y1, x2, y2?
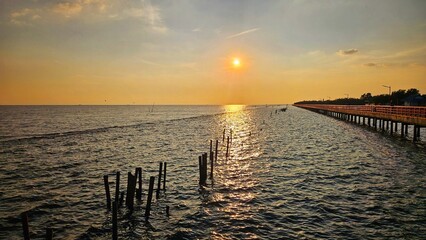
(294, 104, 426, 141)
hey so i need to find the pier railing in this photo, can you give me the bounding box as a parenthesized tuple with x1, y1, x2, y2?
(294, 104, 426, 118)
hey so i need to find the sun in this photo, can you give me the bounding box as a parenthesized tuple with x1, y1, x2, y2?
(232, 58, 241, 68)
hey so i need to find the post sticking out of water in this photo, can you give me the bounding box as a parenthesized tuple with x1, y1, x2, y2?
(210, 151, 214, 179)
(156, 162, 163, 199)
(163, 162, 167, 191)
(135, 167, 142, 201)
(103, 175, 111, 210)
(215, 140, 218, 162)
(198, 156, 202, 185)
(210, 140, 213, 153)
(145, 176, 155, 221)
(166, 205, 170, 216)
(112, 201, 118, 240)
(203, 153, 208, 184)
(46, 228, 53, 240)
(115, 172, 120, 205)
(125, 172, 136, 211)
(226, 136, 230, 159)
(21, 212, 30, 240)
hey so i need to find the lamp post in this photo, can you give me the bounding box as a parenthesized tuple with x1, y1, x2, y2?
(382, 85, 391, 105)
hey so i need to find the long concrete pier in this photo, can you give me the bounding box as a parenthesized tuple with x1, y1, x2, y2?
(294, 104, 426, 141)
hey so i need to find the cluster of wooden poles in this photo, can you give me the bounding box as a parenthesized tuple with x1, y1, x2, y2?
(19, 162, 168, 240)
(103, 163, 168, 240)
(19, 128, 235, 239)
(199, 128, 232, 185)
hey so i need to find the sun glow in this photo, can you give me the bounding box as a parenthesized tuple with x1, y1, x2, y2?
(232, 58, 241, 68)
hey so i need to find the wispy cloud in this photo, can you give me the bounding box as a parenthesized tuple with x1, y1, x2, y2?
(8, 0, 168, 33)
(226, 28, 260, 39)
(337, 48, 358, 56)
(53, 2, 83, 18)
(10, 8, 41, 25)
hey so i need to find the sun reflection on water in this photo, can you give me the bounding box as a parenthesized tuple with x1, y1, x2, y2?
(212, 105, 263, 229)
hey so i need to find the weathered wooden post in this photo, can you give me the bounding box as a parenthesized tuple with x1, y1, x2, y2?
(215, 140, 218, 162)
(413, 125, 418, 141)
(112, 201, 117, 240)
(115, 172, 120, 204)
(210, 151, 214, 179)
(163, 162, 167, 191)
(156, 162, 163, 199)
(401, 123, 405, 137)
(135, 167, 142, 201)
(226, 136, 230, 159)
(210, 140, 213, 153)
(104, 175, 111, 210)
(145, 176, 155, 221)
(203, 153, 208, 183)
(21, 212, 30, 240)
(46, 228, 53, 240)
(125, 172, 136, 211)
(198, 156, 202, 185)
(166, 205, 170, 216)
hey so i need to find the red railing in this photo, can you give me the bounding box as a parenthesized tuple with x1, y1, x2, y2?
(294, 104, 426, 119)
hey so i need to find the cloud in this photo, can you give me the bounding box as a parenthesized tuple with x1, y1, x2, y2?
(126, 4, 168, 33)
(363, 62, 388, 68)
(53, 2, 83, 17)
(226, 28, 260, 39)
(337, 48, 359, 56)
(192, 28, 201, 32)
(8, 0, 168, 33)
(10, 8, 41, 25)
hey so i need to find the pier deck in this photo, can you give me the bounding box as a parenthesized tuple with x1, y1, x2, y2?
(294, 104, 426, 141)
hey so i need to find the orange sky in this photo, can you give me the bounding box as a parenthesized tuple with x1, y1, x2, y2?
(1, 1, 425, 105)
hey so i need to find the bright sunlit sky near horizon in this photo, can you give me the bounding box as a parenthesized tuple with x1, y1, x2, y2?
(1, 0, 425, 105)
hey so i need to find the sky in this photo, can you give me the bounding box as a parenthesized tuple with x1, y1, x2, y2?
(0, 0, 425, 105)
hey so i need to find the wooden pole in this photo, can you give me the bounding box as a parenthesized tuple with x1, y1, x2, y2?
(203, 153, 208, 184)
(21, 212, 30, 240)
(135, 168, 142, 201)
(45, 228, 53, 240)
(156, 162, 163, 199)
(210, 140, 213, 153)
(112, 201, 117, 240)
(166, 205, 170, 216)
(103, 175, 111, 210)
(210, 151, 214, 179)
(126, 172, 136, 211)
(226, 136, 230, 159)
(145, 176, 155, 221)
(115, 172, 120, 204)
(198, 156, 202, 185)
(163, 162, 167, 191)
(215, 140, 218, 162)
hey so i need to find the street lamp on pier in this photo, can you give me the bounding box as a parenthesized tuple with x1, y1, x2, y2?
(382, 85, 391, 105)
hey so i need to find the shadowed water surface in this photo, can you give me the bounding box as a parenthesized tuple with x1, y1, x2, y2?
(0, 105, 425, 239)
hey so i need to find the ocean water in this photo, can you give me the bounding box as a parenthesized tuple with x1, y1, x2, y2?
(0, 105, 425, 239)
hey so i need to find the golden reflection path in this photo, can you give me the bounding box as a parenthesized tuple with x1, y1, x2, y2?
(208, 105, 263, 238)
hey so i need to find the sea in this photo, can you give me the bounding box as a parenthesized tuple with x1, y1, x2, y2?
(0, 105, 425, 239)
